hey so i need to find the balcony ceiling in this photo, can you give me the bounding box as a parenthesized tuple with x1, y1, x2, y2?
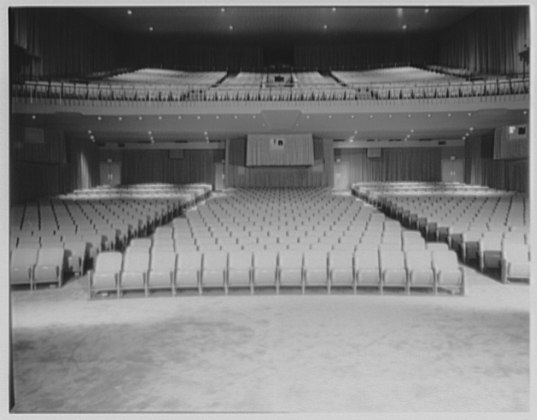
(14, 107, 528, 145)
(77, 6, 477, 38)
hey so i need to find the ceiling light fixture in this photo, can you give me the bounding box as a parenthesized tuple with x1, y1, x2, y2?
(229, 25, 233, 31)
(197, 116, 201, 120)
(467, 112, 472, 117)
(425, 8, 430, 14)
(427, 113, 431, 118)
(127, 9, 132, 15)
(158, 116, 162, 120)
(332, 7, 336, 12)
(87, 130, 92, 134)
(31, 115, 36, 120)
(97, 116, 102, 121)
(221, 7, 225, 13)
(178, 116, 182, 119)
(118, 116, 122, 121)
(447, 113, 452, 117)
(149, 26, 154, 32)
(138, 116, 143, 120)
(402, 24, 407, 30)
(469, 127, 474, 131)
(323, 24, 328, 30)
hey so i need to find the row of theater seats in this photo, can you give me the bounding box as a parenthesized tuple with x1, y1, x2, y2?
(15, 73, 528, 102)
(352, 182, 530, 283)
(89, 246, 465, 298)
(9, 184, 212, 288)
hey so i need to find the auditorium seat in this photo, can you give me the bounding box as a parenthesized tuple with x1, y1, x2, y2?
(478, 231, 503, 272)
(354, 249, 381, 292)
(501, 244, 530, 284)
(147, 250, 177, 295)
(10, 247, 39, 288)
(252, 250, 278, 292)
(32, 246, 65, 289)
(328, 251, 355, 294)
(405, 250, 436, 294)
(277, 250, 304, 294)
(227, 251, 253, 293)
(201, 251, 228, 294)
(175, 251, 203, 294)
(432, 250, 466, 295)
(303, 250, 329, 292)
(119, 249, 150, 297)
(89, 251, 123, 298)
(379, 250, 408, 294)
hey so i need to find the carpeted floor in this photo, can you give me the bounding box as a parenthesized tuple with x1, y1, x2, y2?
(10, 266, 529, 415)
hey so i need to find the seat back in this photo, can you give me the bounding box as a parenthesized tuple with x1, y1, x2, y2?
(11, 247, 39, 268)
(253, 250, 278, 270)
(354, 250, 379, 269)
(426, 243, 449, 252)
(94, 252, 123, 274)
(329, 251, 353, 272)
(202, 251, 228, 271)
(278, 250, 304, 270)
(228, 251, 253, 271)
(379, 249, 405, 270)
(129, 238, 152, 249)
(36, 246, 65, 265)
(177, 251, 203, 271)
(431, 250, 459, 271)
(123, 251, 150, 272)
(503, 244, 530, 262)
(405, 250, 432, 270)
(150, 250, 176, 271)
(303, 250, 328, 270)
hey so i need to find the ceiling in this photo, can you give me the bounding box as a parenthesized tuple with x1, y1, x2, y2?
(77, 6, 477, 39)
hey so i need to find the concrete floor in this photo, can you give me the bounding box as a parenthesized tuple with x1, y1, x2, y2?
(10, 266, 529, 415)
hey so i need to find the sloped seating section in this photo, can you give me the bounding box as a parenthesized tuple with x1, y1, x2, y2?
(352, 182, 529, 284)
(13, 66, 528, 103)
(10, 183, 211, 289)
(83, 187, 472, 298)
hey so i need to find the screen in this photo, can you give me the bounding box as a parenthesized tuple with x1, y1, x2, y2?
(246, 134, 314, 166)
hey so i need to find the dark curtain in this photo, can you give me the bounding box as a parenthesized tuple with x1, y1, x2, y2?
(438, 7, 529, 75)
(464, 136, 528, 193)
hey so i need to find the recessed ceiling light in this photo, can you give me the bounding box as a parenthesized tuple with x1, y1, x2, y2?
(148, 131, 152, 135)
(369, 115, 374, 119)
(462, 136, 466, 140)
(465, 132, 469, 136)
(149, 26, 154, 32)
(467, 112, 472, 116)
(523, 110, 528, 115)
(351, 115, 355, 119)
(138, 116, 143, 120)
(204, 131, 208, 135)
(97, 116, 102, 121)
(397, 8, 403, 17)
(229, 25, 233, 31)
(118, 116, 122, 121)
(407, 114, 412, 118)
(469, 127, 474, 131)
(323, 24, 328, 30)
(328, 115, 332, 119)
(127, 9, 132, 15)
(31, 115, 36, 119)
(87, 130, 92, 134)
(234, 115, 238, 119)
(197, 116, 201, 120)
(89, 135, 95, 140)
(158, 116, 162, 120)
(221, 7, 225, 13)
(252, 115, 256, 119)
(427, 113, 431, 118)
(354, 130, 358, 134)
(425, 8, 430, 14)
(402, 24, 407, 30)
(306, 115, 310, 119)
(388, 114, 393, 118)
(215, 115, 220, 119)
(178, 115, 182, 119)
(332, 7, 336, 12)
(150, 137, 154, 142)
(410, 129, 414, 133)
(447, 113, 452, 117)
(349, 139, 354, 143)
